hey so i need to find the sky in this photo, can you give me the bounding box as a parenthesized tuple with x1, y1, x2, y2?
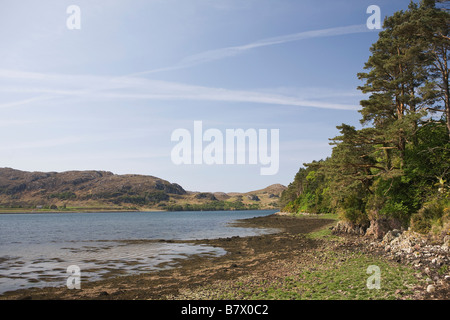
(0, 0, 416, 192)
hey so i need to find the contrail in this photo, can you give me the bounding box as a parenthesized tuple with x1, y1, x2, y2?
(130, 24, 371, 76)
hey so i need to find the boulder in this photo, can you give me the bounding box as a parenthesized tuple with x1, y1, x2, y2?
(382, 230, 399, 245)
(365, 218, 402, 239)
(247, 194, 260, 201)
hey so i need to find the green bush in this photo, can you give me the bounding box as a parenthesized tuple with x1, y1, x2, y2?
(380, 201, 411, 222)
(411, 199, 449, 234)
(49, 192, 77, 200)
(410, 214, 432, 234)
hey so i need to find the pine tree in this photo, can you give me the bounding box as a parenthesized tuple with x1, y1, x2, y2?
(357, 4, 433, 165)
(413, 0, 450, 140)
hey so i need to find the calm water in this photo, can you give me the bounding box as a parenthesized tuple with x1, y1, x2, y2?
(0, 210, 278, 294)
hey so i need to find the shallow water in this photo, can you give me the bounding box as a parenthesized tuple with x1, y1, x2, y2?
(0, 210, 278, 294)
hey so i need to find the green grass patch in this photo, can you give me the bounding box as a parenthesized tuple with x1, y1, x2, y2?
(181, 248, 423, 300)
(306, 226, 338, 240)
(302, 214, 339, 240)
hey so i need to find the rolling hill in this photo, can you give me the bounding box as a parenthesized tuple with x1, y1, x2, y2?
(0, 168, 285, 212)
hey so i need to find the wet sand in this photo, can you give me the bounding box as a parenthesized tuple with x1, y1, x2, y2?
(0, 214, 335, 300)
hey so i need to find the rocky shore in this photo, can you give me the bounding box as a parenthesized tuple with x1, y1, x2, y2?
(0, 215, 335, 300)
(332, 220, 450, 299)
(1, 214, 448, 300)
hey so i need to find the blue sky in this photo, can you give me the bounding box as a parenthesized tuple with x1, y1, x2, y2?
(0, 0, 415, 192)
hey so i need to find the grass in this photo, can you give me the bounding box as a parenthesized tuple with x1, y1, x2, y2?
(249, 253, 421, 300)
(303, 213, 339, 240)
(305, 226, 339, 240)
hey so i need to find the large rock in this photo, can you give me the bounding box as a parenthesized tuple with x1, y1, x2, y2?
(194, 192, 217, 201)
(247, 194, 260, 201)
(365, 218, 403, 239)
(382, 229, 401, 245)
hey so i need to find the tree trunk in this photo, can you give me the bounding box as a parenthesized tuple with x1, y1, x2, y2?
(444, 71, 450, 141)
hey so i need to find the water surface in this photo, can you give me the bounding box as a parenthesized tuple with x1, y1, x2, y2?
(0, 210, 278, 294)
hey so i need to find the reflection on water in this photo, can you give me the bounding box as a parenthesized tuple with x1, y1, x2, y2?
(0, 240, 225, 294)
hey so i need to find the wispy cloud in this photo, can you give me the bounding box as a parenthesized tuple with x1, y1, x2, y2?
(0, 24, 368, 111)
(0, 96, 52, 109)
(131, 24, 371, 75)
(0, 127, 163, 151)
(0, 69, 359, 110)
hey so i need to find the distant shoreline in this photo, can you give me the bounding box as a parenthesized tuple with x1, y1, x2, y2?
(0, 209, 161, 214)
(0, 208, 279, 214)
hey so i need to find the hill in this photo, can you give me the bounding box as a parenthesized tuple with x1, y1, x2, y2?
(0, 168, 285, 212)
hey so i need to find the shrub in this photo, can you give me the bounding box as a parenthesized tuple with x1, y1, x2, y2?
(410, 214, 432, 234)
(410, 199, 449, 235)
(49, 192, 77, 200)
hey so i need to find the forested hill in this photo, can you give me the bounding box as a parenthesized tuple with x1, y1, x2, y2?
(0, 167, 285, 211)
(280, 0, 450, 236)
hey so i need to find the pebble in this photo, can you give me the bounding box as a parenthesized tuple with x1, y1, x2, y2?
(426, 285, 435, 293)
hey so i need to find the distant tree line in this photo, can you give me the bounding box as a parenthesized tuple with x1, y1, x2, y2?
(164, 200, 262, 212)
